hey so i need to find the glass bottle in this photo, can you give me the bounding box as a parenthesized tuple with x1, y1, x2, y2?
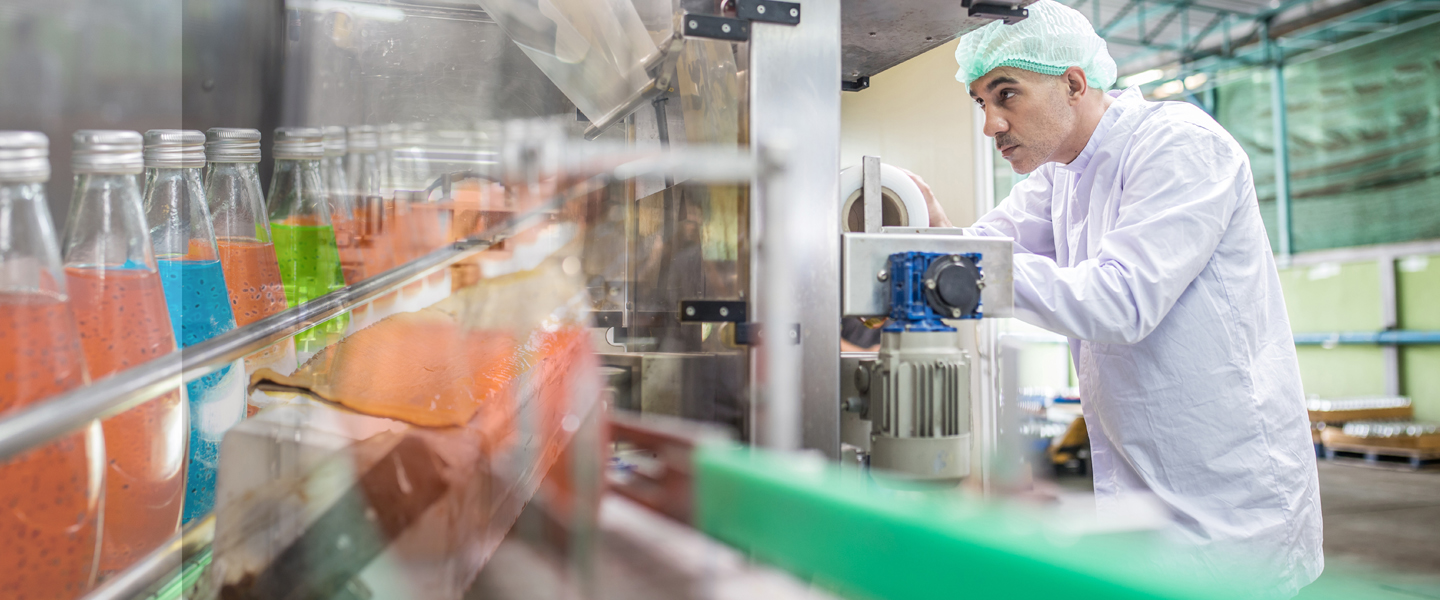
(142, 129, 245, 525)
(346, 125, 394, 281)
(63, 130, 185, 576)
(267, 127, 347, 357)
(323, 125, 364, 285)
(0, 131, 105, 599)
(204, 128, 296, 413)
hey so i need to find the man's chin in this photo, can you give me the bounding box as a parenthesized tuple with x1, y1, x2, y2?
(1007, 156, 1041, 175)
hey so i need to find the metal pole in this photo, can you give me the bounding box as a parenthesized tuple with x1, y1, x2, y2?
(748, 0, 842, 455)
(1267, 21, 1293, 261)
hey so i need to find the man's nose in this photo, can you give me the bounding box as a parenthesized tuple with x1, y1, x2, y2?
(983, 108, 1007, 138)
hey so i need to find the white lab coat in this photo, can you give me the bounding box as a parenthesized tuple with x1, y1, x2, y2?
(967, 87, 1323, 596)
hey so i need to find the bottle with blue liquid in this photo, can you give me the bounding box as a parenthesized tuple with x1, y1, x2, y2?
(142, 129, 245, 524)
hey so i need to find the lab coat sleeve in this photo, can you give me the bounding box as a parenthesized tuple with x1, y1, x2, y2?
(962, 166, 1057, 259)
(1012, 121, 1244, 344)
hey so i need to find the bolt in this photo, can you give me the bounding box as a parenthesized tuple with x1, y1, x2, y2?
(877, 269, 889, 281)
(977, 277, 987, 290)
(953, 256, 963, 264)
(951, 308, 962, 318)
(926, 279, 936, 289)
(790, 7, 798, 17)
(757, 4, 766, 13)
(689, 19, 698, 29)
(719, 307, 729, 317)
(722, 23, 731, 33)
(788, 328, 798, 339)
(685, 306, 696, 316)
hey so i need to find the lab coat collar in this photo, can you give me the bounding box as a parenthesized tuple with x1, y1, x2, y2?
(1058, 86, 1141, 174)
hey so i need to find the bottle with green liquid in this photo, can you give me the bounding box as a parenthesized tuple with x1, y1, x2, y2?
(266, 127, 347, 357)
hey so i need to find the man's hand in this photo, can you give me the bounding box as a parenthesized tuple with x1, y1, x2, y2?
(896, 167, 954, 228)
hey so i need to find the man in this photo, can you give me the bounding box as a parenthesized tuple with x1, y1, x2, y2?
(910, 1, 1323, 595)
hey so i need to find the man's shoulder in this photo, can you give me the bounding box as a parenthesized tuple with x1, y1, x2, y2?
(1132, 100, 1239, 146)
(1120, 99, 1248, 164)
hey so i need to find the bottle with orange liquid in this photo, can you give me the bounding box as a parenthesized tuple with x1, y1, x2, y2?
(323, 125, 365, 286)
(0, 131, 106, 600)
(267, 128, 348, 358)
(62, 130, 185, 577)
(142, 129, 245, 525)
(204, 128, 296, 413)
(346, 125, 392, 276)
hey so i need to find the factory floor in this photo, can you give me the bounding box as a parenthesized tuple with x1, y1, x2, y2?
(1056, 459, 1440, 598)
(1295, 461, 1440, 599)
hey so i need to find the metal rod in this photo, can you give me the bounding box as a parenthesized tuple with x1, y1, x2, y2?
(1268, 28, 1293, 261)
(1293, 331, 1440, 345)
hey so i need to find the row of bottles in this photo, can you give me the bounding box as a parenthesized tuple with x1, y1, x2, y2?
(0, 122, 459, 599)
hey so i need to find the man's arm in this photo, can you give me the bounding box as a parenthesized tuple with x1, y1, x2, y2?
(1010, 121, 1246, 344)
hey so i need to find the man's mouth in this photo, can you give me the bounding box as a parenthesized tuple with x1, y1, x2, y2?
(999, 144, 1019, 159)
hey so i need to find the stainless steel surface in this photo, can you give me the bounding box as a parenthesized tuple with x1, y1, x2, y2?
(862, 154, 880, 233)
(750, 0, 842, 455)
(0, 1, 184, 221)
(840, 0, 1030, 81)
(281, 0, 571, 128)
(599, 353, 720, 421)
(841, 230, 1015, 318)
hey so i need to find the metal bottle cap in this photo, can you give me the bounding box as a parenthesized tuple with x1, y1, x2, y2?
(143, 129, 207, 169)
(0, 131, 50, 182)
(72, 130, 144, 174)
(205, 128, 262, 163)
(273, 127, 324, 160)
(347, 125, 378, 152)
(323, 126, 347, 157)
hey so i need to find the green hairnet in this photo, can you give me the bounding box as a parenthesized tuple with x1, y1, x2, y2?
(955, 0, 1117, 90)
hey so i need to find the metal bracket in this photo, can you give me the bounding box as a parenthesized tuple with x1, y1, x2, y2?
(963, 1, 1029, 24)
(734, 323, 801, 346)
(678, 300, 747, 323)
(842, 77, 870, 92)
(591, 310, 624, 328)
(737, 0, 800, 25)
(683, 14, 750, 41)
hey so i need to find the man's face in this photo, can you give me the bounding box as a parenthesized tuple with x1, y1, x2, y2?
(969, 67, 1076, 174)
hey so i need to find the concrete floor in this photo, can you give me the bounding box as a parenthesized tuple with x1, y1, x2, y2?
(1295, 460, 1440, 599)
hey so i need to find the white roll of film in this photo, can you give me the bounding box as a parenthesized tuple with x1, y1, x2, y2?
(838, 162, 930, 232)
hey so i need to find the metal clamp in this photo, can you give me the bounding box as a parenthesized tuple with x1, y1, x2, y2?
(683, 14, 751, 41)
(962, 0, 1029, 24)
(737, 0, 801, 25)
(679, 300, 748, 322)
(734, 323, 801, 346)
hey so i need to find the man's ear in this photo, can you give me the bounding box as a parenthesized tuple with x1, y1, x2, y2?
(1064, 67, 1089, 102)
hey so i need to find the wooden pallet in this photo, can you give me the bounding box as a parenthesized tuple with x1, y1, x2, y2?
(1323, 443, 1440, 470)
(1308, 406, 1412, 424)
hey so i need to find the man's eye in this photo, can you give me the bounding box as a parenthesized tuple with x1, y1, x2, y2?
(1002, 90, 1016, 100)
